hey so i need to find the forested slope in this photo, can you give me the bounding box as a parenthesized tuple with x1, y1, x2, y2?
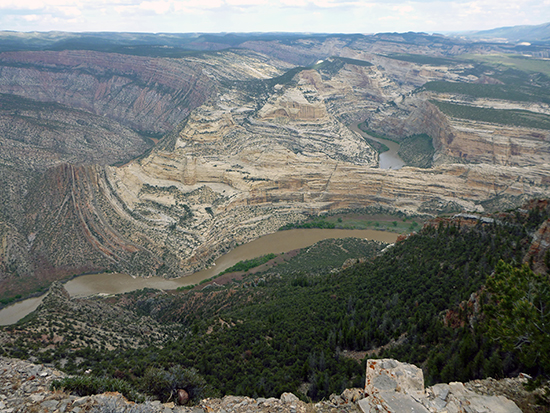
(2, 202, 549, 404)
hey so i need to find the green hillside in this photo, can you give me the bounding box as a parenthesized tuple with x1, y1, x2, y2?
(3, 202, 549, 404)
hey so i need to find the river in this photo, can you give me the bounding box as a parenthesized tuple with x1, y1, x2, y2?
(0, 228, 397, 325)
(350, 124, 405, 170)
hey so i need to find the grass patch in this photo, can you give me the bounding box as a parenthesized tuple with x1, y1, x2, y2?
(218, 253, 278, 275)
(398, 134, 434, 168)
(281, 213, 424, 234)
(459, 54, 550, 77)
(384, 53, 458, 66)
(431, 100, 550, 130)
(423, 81, 550, 105)
(280, 217, 336, 230)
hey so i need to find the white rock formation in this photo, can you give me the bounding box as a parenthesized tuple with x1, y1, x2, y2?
(359, 359, 522, 413)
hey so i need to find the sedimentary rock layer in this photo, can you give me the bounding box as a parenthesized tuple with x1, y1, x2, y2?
(1, 39, 550, 297)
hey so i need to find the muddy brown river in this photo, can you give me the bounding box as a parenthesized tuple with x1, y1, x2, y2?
(350, 124, 405, 170)
(0, 228, 398, 325)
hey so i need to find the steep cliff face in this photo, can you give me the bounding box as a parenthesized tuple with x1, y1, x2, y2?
(1, 37, 550, 300)
(0, 94, 153, 171)
(39, 61, 547, 282)
(0, 49, 288, 135)
(365, 96, 550, 167)
(0, 48, 296, 297)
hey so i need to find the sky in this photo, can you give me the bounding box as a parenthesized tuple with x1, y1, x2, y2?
(0, 0, 549, 35)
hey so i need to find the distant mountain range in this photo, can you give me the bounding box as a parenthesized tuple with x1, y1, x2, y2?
(2, 22, 550, 55)
(455, 22, 550, 43)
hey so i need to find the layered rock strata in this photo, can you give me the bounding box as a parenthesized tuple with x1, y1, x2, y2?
(0, 49, 289, 135)
(7, 58, 550, 287)
(1, 42, 550, 295)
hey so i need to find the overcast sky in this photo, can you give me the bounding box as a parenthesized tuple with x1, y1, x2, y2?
(1, 0, 549, 34)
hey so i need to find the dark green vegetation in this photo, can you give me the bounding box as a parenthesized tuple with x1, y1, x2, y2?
(397, 134, 434, 168)
(460, 54, 550, 78)
(50, 366, 215, 405)
(431, 100, 550, 130)
(380, 206, 550, 387)
(280, 217, 336, 230)
(358, 122, 435, 168)
(357, 122, 398, 143)
(485, 261, 550, 374)
(268, 238, 387, 278)
(139, 366, 216, 404)
(355, 128, 390, 155)
(4, 203, 549, 403)
(364, 138, 390, 155)
(279, 213, 423, 233)
(424, 56, 550, 131)
(423, 80, 550, 105)
(51, 376, 146, 403)
(0, 284, 47, 307)
(384, 53, 458, 66)
(0, 32, 342, 55)
(219, 254, 278, 275)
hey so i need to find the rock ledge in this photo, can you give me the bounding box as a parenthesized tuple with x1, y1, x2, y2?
(0, 357, 528, 413)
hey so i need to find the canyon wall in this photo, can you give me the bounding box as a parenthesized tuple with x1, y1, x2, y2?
(1, 39, 549, 299)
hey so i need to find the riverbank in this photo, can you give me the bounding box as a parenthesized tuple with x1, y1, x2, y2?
(64, 228, 398, 297)
(0, 228, 398, 326)
(350, 123, 405, 170)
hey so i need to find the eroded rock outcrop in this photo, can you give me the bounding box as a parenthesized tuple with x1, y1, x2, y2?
(359, 359, 522, 413)
(0, 356, 537, 412)
(524, 217, 550, 273)
(12, 59, 550, 286)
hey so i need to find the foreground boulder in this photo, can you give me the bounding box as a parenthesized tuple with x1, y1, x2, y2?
(359, 359, 521, 413)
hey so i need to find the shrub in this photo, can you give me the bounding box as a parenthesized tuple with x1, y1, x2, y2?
(140, 366, 211, 404)
(485, 261, 550, 375)
(51, 376, 145, 403)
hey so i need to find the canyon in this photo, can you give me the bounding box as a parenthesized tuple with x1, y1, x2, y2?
(0, 32, 549, 300)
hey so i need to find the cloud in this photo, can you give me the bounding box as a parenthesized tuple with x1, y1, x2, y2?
(0, 0, 67, 8)
(173, 0, 224, 10)
(278, 0, 309, 6)
(60, 5, 82, 15)
(139, 0, 171, 13)
(393, 4, 414, 14)
(225, 0, 269, 6)
(22, 13, 41, 20)
(0, 0, 548, 34)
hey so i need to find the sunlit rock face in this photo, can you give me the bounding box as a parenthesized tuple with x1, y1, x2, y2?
(359, 359, 522, 413)
(1, 36, 550, 297)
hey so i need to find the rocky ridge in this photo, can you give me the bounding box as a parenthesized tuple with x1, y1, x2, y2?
(0, 49, 290, 135)
(359, 359, 524, 413)
(2, 282, 184, 352)
(0, 357, 541, 413)
(0, 94, 153, 172)
(81, 57, 550, 278)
